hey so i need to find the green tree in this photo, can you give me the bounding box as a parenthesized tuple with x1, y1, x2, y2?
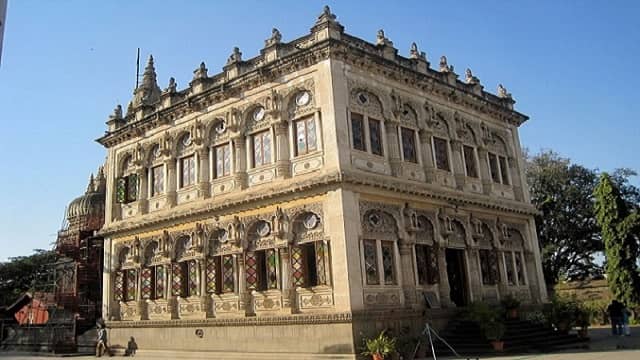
(525, 150, 602, 285)
(0, 249, 56, 306)
(594, 173, 640, 305)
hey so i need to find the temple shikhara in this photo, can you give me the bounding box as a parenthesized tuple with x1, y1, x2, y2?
(95, 6, 547, 358)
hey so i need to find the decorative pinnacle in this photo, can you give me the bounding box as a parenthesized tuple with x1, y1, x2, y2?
(316, 5, 337, 24)
(142, 55, 158, 88)
(86, 173, 95, 193)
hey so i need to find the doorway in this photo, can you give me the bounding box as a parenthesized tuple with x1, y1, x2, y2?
(445, 248, 468, 307)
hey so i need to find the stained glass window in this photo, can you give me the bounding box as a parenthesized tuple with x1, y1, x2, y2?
(433, 137, 450, 171)
(205, 257, 218, 294)
(363, 240, 379, 285)
(188, 260, 199, 296)
(488, 153, 501, 183)
(266, 249, 278, 290)
(290, 246, 305, 287)
(245, 252, 258, 290)
(151, 165, 164, 196)
(215, 144, 231, 178)
(369, 118, 383, 156)
(479, 250, 499, 285)
(381, 241, 396, 285)
(463, 145, 478, 178)
(427, 247, 440, 284)
(141, 267, 153, 300)
(315, 241, 328, 286)
(171, 263, 184, 297)
(401, 127, 417, 163)
(515, 252, 525, 285)
(127, 174, 138, 201)
(295, 117, 318, 156)
(505, 252, 515, 286)
(114, 271, 124, 301)
(351, 112, 366, 151)
(116, 177, 127, 203)
(180, 156, 196, 188)
(252, 131, 272, 167)
(155, 265, 165, 299)
(222, 255, 235, 293)
(499, 156, 510, 185)
(125, 269, 137, 301)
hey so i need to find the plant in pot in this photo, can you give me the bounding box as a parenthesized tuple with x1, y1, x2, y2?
(361, 330, 397, 360)
(501, 294, 521, 320)
(483, 319, 506, 352)
(549, 295, 578, 334)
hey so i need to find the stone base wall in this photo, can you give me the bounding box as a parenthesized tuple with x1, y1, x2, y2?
(105, 309, 456, 359)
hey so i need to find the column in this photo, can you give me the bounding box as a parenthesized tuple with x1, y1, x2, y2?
(384, 121, 402, 176)
(165, 158, 177, 207)
(450, 139, 466, 190)
(237, 255, 249, 315)
(136, 167, 148, 215)
(419, 129, 435, 183)
(497, 250, 508, 298)
(508, 156, 524, 201)
(274, 122, 291, 179)
(279, 247, 292, 311)
(398, 242, 417, 308)
(135, 266, 144, 320)
(477, 146, 492, 195)
(232, 136, 248, 189)
(436, 245, 452, 308)
(197, 147, 210, 198)
(467, 248, 482, 302)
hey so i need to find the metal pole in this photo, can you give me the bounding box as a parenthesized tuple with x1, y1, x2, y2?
(426, 324, 437, 360)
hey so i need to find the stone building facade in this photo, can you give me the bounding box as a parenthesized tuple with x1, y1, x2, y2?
(97, 7, 546, 359)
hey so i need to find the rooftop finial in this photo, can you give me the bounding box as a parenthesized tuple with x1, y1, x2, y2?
(132, 54, 161, 107)
(497, 84, 512, 99)
(193, 62, 208, 80)
(86, 173, 95, 193)
(439, 56, 453, 73)
(226, 47, 242, 65)
(376, 29, 393, 46)
(142, 55, 158, 88)
(109, 104, 123, 120)
(409, 42, 425, 61)
(265, 28, 282, 47)
(316, 5, 337, 24)
(465, 68, 479, 85)
(165, 77, 177, 94)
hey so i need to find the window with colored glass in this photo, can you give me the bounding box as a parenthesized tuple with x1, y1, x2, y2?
(433, 137, 450, 171)
(295, 116, 318, 156)
(463, 145, 478, 178)
(252, 131, 272, 167)
(180, 155, 196, 188)
(151, 165, 164, 196)
(368, 118, 383, 156)
(401, 127, 417, 163)
(351, 112, 366, 151)
(215, 144, 231, 178)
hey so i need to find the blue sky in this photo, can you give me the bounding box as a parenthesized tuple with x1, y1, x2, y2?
(0, 1, 638, 261)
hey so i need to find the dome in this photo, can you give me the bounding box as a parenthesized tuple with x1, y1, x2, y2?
(66, 191, 105, 220)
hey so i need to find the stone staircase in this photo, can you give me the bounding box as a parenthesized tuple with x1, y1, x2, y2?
(429, 319, 588, 357)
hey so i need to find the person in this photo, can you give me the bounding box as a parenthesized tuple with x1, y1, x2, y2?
(607, 300, 623, 335)
(126, 337, 138, 356)
(96, 324, 111, 357)
(622, 304, 632, 336)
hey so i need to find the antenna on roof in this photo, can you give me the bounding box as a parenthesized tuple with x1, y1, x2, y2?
(135, 47, 140, 90)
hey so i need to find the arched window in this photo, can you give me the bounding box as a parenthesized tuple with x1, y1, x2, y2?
(290, 212, 329, 288)
(486, 134, 511, 186)
(114, 247, 137, 302)
(245, 105, 274, 168)
(210, 118, 232, 179)
(289, 90, 319, 157)
(414, 216, 439, 285)
(171, 236, 199, 297)
(176, 132, 197, 189)
(503, 229, 527, 286)
(349, 90, 384, 156)
(459, 125, 479, 178)
(205, 228, 236, 295)
(140, 241, 165, 300)
(430, 113, 452, 172)
(245, 220, 279, 291)
(116, 154, 138, 203)
(399, 104, 420, 163)
(361, 210, 398, 285)
(477, 224, 500, 285)
(148, 144, 165, 197)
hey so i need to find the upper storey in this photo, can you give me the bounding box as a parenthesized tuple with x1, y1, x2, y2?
(97, 6, 526, 150)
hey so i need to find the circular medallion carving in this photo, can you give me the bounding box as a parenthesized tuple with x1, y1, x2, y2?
(152, 144, 161, 158)
(303, 213, 319, 230)
(368, 213, 382, 227)
(253, 106, 265, 121)
(296, 91, 311, 106)
(257, 221, 271, 237)
(218, 230, 228, 243)
(182, 133, 192, 147)
(214, 120, 226, 134)
(357, 92, 369, 105)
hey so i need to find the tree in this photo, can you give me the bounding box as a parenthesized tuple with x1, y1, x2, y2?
(594, 173, 640, 305)
(0, 249, 56, 306)
(525, 150, 602, 285)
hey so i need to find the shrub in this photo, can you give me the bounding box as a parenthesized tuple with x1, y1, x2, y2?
(501, 294, 521, 310)
(361, 330, 396, 358)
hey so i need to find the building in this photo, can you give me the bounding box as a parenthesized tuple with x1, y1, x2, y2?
(97, 7, 547, 359)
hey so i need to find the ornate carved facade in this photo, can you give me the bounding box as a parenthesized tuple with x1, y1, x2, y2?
(97, 6, 546, 359)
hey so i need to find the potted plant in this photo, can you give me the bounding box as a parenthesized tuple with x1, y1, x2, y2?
(501, 294, 521, 319)
(361, 330, 397, 360)
(484, 319, 506, 352)
(548, 295, 578, 334)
